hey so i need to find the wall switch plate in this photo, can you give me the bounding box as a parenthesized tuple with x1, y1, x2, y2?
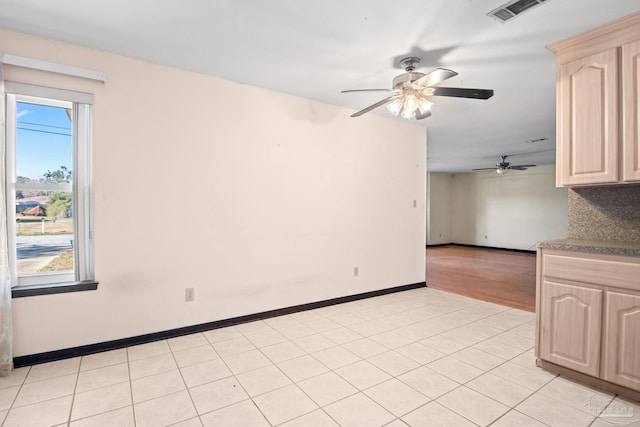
(185, 288, 195, 302)
(353, 266, 359, 277)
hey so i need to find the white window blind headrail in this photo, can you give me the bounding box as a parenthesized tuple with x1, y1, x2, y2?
(0, 53, 106, 83)
(5, 82, 94, 104)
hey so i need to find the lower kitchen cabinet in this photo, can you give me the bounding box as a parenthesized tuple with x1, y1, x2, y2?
(539, 280, 602, 377)
(536, 247, 640, 396)
(603, 291, 640, 390)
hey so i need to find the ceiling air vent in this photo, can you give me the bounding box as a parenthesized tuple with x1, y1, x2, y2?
(488, 0, 549, 23)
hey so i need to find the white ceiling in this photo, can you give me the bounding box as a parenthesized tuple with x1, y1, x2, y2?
(1, 0, 638, 172)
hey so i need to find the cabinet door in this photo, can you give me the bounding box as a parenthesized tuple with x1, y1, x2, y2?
(603, 291, 640, 390)
(540, 281, 602, 376)
(622, 40, 640, 182)
(557, 48, 618, 186)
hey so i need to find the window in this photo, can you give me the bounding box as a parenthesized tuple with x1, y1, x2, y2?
(4, 83, 95, 294)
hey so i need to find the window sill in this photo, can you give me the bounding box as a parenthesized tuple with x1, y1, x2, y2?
(12, 280, 99, 298)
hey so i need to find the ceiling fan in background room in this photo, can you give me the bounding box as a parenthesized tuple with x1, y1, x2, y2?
(472, 155, 536, 175)
(341, 57, 494, 120)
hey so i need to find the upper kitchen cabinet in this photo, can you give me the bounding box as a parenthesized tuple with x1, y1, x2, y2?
(622, 40, 640, 182)
(548, 13, 640, 187)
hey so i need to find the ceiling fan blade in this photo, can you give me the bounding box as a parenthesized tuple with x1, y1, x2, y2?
(413, 68, 458, 88)
(350, 95, 400, 117)
(511, 164, 536, 168)
(472, 167, 499, 171)
(341, 88, 398, 93)
(431, 87, 494, 99)
(415, 110, 432, 120)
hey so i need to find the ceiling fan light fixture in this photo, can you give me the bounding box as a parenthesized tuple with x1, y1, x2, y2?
(403, 93, 419, 112)
(400, 106, 416, 119)
(418, 98, 433, 114)
(496, 168, 508, 175)
(386, 98, 403, 116)
(421, 87, 435, 96)
(386, 89, 433, 120)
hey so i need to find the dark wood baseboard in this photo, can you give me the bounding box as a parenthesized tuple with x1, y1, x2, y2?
(13, 281, 426, 368)
(427, 243, 536, 255)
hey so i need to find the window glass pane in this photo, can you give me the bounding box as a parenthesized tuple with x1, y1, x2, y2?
(16, 102, 73, 182)
(15, 102, 75, 278)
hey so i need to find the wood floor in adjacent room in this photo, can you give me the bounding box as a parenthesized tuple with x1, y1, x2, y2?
(426, 244, 536, 312)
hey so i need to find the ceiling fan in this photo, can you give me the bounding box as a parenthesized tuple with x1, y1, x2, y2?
(341, 57, 494, 120)
(472, 155, 536, 175)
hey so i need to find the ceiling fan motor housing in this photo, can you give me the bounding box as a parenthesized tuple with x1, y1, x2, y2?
(392, 72, 426, 89)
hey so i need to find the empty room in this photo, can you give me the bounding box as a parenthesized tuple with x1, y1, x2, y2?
(0, 1, 639, 426)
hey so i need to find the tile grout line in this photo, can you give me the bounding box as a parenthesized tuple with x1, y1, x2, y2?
(248, 330, 337, 426)
(166, 337, 199, 426)
(190, 330, 277, 425)
(65, 357, 82, 426)
(126, 344, 137, 427)
(2, 365, 31, 426)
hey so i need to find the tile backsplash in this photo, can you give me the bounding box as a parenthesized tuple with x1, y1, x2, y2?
(568, 185, 640, 243)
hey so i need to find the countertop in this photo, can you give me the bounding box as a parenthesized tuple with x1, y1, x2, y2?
(537, 238, 640, 257)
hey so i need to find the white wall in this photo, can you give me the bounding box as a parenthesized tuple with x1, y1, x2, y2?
(427, 165, 567, 251)
(426, 173, 453, 245)
(1, 30, 427, 357)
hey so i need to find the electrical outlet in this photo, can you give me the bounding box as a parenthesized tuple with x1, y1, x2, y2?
(185, 288, 195, 302)
(484, 235, 488, 239)
(413, 200, 417, 208)
(353, 266, 359, 277)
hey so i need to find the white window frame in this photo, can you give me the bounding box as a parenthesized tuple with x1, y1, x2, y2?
(4, 82, 95, 289)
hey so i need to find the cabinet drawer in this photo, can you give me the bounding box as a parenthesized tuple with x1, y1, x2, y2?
(543, 253, 640, 291)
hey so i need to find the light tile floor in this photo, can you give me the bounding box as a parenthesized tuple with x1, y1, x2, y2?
(1, 287, 639, 426)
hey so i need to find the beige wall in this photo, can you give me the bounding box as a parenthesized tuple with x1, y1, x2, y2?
(426, 173, 452, 245)
(1, 30, 426, 357)
(428, 165, 567, 250)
